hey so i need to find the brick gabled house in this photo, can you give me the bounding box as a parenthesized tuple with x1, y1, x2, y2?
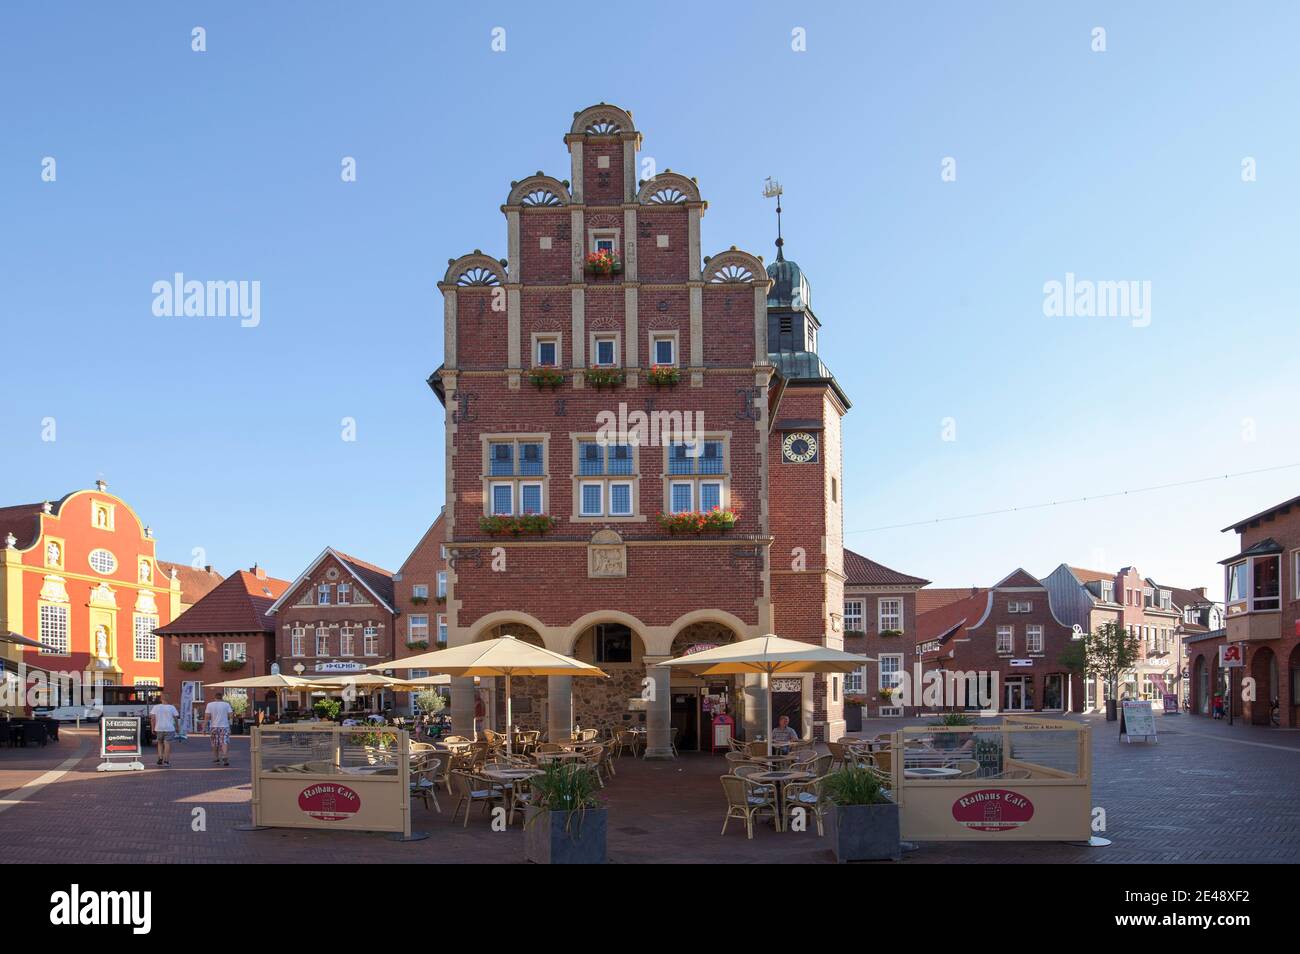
(156, 561, 224, 615)
(155, 566, 288, 723)
(915, 569, 1081, 714)
(429, 103, 856, 751)
(390, 512, 449, 714)
(266, 549, 397, 713)
(1183, 493, 1300, 728)
(840, 549, 929, 723)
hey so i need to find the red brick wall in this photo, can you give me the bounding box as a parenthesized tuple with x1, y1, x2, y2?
(394, 515, 447, 659)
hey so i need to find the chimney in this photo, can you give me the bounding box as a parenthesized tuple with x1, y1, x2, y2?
(251, 563, 266, 580)
(970, 586, 979, 597)
(1193, 587, 1207, 599)
(204, 565, 213, 574)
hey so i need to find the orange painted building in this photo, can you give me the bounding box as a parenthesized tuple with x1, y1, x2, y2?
(0, 481, 182, 711)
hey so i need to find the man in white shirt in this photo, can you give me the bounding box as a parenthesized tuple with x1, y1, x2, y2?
(149, 693, 181, 767)
(204, 691, 234, 766)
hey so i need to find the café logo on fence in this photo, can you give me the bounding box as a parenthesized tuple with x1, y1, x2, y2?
(952, 789, 1034, 832)
(298, 783, 361, 822)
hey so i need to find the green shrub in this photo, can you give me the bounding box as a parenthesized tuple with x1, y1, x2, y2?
(822, 765, 891, 806)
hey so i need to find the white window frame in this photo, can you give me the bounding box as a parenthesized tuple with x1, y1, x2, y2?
(490, 482, 515, 516)
(579, 481, 605, 517)
(437, 615, 448, 645)
(436, 573, 447, 599)
(291, 627, 305, 657)
(878, 598, 903, 633)
(412, 583, 429, 600)
(38, 604, 70, 655)
(1026, 625, 1044, 654)
(340, 628, 356, 657)
(608, 480, 634, 517)
(133, 617, 159, 662)
(591, 333, 619, 367)
(222, 642, 247, 663)
(534, 335, 561, 368)
(589, 228, 619, 254)
(879, 654, 904, 691)
(336, 583, 351, 605)
(996, 626, 1013, 654)
(363, 626, 379, 656)
(669, 481, 693, 515)
(315, 628, 330, 656)
(183, 680, 204, 703)
(408, 615, 429, 642)
(518, 481, 544, 516)
(650, 333, 677, 367)
(844, 600, 864, 632)
(1099, 581, 1114, 603)
(181, 642, 204, 663)
(317, 584, 330, 606)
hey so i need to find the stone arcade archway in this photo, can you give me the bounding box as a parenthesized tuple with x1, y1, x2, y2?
(666, 621, 751, 752)
(477, 623, 545, 733)
(568, 620, 649, 734)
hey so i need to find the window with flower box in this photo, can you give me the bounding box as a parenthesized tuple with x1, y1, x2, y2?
(483, 435, 549, 519)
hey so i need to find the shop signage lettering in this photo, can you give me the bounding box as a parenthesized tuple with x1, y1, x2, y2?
(683, 643, 719, 656)
(298, 783, 361, 821)
(951, 789, 1034, 831)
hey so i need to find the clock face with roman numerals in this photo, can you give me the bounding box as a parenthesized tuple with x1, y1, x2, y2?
(782, 431, 819, 463)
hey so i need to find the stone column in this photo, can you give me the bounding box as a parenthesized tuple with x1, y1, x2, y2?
(642, 656, 673, 758)
(742, 673, 766, 742)
(450, 676, 477, 740)
(548, 675, 573, 742)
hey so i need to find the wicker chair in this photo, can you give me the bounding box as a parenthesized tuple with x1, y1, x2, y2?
(993, 768, 1031, 780)
(951, 758, 980, 779)
(450, 770, 505, 827)
(825, 741, 847, 770)
(797, 753, 834, 778)
(583, 745, 607, 788)
(409, 754, 441, 813)
(783, 775, 829, 836)
(720, 775, 777, 839)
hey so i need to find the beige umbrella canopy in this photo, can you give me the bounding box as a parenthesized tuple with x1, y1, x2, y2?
(373, 635, 607, 744)
(658, 635, 872, 754)
(207, 674, 325, 690)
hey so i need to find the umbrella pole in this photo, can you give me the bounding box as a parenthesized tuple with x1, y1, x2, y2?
(767, 670, 774, 757)
(505, 672, 513, 756)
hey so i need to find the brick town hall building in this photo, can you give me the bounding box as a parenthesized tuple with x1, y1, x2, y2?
(430, 104, 851, 755)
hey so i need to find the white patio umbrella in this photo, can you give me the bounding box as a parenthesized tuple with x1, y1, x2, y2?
(208, 673, 329, 722)
(372, 635, 607, 747)
(658, 635, 872, 755)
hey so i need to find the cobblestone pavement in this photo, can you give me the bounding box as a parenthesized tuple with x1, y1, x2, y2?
(1, 713, 1296, 863)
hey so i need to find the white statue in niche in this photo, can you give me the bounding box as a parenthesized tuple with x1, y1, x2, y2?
(95, 508, 108, 528)
(94, 626, 109, 660)
(139, 560, 151, 582)
(46, 542, 61, 566)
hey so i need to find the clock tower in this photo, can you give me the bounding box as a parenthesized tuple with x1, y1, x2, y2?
(765, 223, 852, 741)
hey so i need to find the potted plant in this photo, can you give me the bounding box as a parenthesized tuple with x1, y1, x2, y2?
(647, 365, 681, 388)
(879, 629, 903, 638)
(524, 762, 607, 864)
(219, 658, 247, 672)
(584, 249, 622, 277)
(823, 765, 900, 862)
(585, 368, 625, 390)
(528, 368, 565, 390)
(877, 686, 895, 705)
(313, 698, 342, 722)
(929, 711, 975, 750)
(844, 693, 868, 732)
(410, 594, 428, 606)
(479, 514, 558, 536)
(406, 639, 429, 650)
(178, 660, 203, 672)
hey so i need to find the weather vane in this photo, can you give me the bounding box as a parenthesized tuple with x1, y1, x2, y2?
(762, 177, 784, 260)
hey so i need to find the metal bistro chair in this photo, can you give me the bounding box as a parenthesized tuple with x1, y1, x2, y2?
(721, 775, 778, 840)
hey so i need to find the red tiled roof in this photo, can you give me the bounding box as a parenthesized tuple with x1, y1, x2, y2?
(916, 590, 990, 643)
(0, 503, 44, 550)
(1068, 566, 1114, 585)
(155, 570, 290, 635)
(915, 587, 982, 617)
(843, 549, 929, 588)
(156, 561, 225, 605)
(334, 551, 395, 608)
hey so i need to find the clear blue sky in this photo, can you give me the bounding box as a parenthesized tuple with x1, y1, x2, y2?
(4, 1, 1298, 600)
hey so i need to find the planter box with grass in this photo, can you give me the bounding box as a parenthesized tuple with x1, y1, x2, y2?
(524, 805, 608, 864)
(823, 764, 901, 863)
(827, 800, 901, 863)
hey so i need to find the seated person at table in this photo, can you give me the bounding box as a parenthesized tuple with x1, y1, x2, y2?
(769, 715, 799, 745)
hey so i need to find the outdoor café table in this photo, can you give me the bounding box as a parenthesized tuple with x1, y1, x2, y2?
(903, 766, 961, 780)
(748, 753, 796, 770)
(481, 763, 543, 820)
(750, 770, 813, 831)
(534, 751, 586, 764)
